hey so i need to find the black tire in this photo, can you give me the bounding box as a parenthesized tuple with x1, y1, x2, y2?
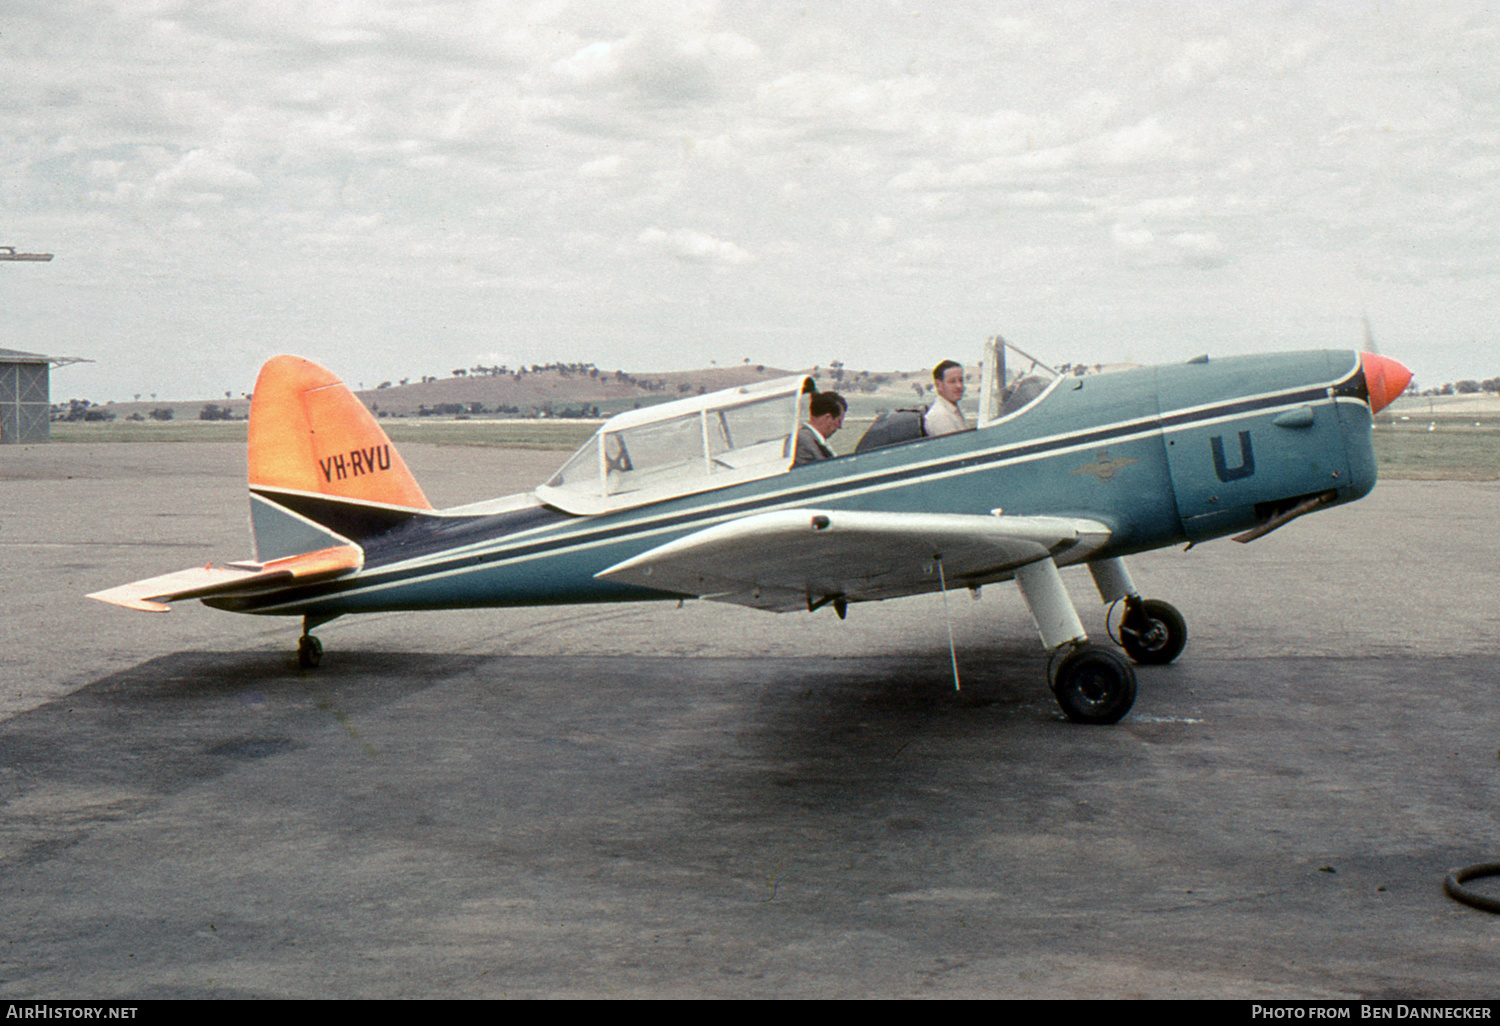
(297, 635, 323, 669)
(1052, 645, 1137, 724)
(1120, 598, 1187, 665)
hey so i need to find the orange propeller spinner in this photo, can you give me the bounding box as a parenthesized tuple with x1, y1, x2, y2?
(1359, 352, 1412, 414)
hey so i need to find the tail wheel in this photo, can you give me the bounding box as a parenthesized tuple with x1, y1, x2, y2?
(297, 634, 323, 669)
(1051, 645, 1136, 724)
(1119, 598, 1186, 665)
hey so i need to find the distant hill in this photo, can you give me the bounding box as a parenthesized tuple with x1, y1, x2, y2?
(357, 363, 801, 418)
(88, 363, 944, 423)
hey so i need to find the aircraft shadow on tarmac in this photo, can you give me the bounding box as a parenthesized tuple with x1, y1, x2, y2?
(0, 642, 1106, 888)
(0, 641, 1099, 808)
(0, 651, 487, 802)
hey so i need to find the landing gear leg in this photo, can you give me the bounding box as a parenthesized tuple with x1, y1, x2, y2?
(1015, 558, 1137, 724)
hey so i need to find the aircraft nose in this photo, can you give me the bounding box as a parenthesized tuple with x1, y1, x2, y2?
(1360, 352, 1413, 414)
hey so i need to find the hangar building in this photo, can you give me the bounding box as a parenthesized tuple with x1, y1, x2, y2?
(0, 348, 86, 445)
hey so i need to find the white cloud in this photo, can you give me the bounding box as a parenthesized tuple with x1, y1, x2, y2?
(1112, 224, 1156, 252)
(550, 27, 761, 110)
(1094, 118, 1190, 167)
(1169, 232, 1227, 269)
(578, 154, 625, 178)
(638, 226, 752, 265)
(149, 149, 262, 204)
(1111, 224, 1226, 270)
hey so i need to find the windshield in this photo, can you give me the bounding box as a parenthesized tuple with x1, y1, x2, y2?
(978, 336, 1062, 425)
(1000, 351, 1058, 416)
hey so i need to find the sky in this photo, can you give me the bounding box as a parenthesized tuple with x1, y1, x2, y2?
(2, 0, 1497, 402)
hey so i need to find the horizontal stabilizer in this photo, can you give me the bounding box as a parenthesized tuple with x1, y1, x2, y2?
(597, 509, 1110, 611)
(87, 544, 362, 613)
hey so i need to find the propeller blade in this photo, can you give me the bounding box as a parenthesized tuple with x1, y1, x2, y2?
(1361, 313, 1380, 355)
(1362, 312, 1380, 357)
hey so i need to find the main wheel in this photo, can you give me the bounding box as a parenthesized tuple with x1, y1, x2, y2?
(1119, 598, 1186, 665)
(1051, 645, 1136, 724)
(297, 634, 323, 669)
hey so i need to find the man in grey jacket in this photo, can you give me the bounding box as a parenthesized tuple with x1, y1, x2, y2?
(794, 391, 847, 466)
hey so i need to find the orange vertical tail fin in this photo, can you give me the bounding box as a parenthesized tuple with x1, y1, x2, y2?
(248, 355, 432, 510)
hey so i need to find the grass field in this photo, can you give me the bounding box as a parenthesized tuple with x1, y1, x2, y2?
(46, 414, 1499, 481)
(1370, 419, 1500, 480)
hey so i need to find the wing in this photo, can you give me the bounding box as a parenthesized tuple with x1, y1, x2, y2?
(87, 544, 363, 613)
(596, 509, 1110, 612)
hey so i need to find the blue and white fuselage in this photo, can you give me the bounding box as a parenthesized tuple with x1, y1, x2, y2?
(90, 342, 1411, 724)
(226, 348, 1379, 617)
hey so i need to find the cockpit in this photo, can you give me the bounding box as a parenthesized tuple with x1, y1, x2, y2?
(532, 337, 1063, 517)
(534, 375, 815, 516)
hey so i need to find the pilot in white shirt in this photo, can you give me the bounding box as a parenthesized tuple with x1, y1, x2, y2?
(923, 360, 968, 436)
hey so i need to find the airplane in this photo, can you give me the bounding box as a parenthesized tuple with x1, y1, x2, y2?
(88, 337, 1412, 725)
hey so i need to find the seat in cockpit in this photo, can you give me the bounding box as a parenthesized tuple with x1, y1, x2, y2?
(853, 408, 927, 454)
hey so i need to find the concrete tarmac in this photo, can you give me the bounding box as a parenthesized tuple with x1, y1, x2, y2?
(1, 441, 1497, 999)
